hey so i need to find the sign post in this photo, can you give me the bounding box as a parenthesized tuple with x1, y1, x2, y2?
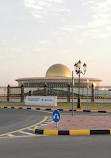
(52, 110, 60, 128)
(72, 71, 74, 116)
(87, 79, 89, 109)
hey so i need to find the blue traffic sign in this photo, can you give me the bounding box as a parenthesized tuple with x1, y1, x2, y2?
(52, 110, 60, 123)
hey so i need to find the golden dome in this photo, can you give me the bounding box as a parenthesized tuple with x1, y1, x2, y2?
(46, 64, 71, 77)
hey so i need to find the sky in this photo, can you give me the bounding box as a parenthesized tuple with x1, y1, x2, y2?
(0, 0, 111, 86)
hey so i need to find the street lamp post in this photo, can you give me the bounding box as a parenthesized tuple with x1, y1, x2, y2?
(74, 60, 87, 108)
(72, 70, 74, 116)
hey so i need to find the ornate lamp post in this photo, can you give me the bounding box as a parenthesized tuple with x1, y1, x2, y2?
(74, 60, 87, 108)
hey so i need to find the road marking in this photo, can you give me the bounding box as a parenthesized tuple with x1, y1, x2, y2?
(45, 121, 53, 123)
(19, 131, 35, 135)
(0, 116, 48, 137)
(39, 124, 47, 126)
(0, 135, 47, 139)
(36, 110, 52, 114)
(7, 134, 15, 137)
(28, 128, 33, 131)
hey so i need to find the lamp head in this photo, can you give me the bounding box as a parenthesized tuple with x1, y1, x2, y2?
(77, 60, 82, 68)
(83, 63, 87, 72)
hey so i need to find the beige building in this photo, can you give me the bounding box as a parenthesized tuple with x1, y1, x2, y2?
(16, 64, 102, 87)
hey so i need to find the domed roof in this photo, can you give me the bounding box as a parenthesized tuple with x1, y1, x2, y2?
(46, 64, 71, 77)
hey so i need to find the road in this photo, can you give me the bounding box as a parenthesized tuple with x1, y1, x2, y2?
(0, 108, 111, 158)
(0, 108, 52, 135)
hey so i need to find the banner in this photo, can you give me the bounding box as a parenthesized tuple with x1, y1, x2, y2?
(25, 96, 57, 106)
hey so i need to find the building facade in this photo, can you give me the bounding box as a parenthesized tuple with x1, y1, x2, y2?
(16, 64, 102, 87)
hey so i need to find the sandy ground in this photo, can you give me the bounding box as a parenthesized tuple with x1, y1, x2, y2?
(39, 115, 111, 130)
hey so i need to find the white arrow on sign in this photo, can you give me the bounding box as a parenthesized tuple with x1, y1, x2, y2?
(53, 114, 59, 119)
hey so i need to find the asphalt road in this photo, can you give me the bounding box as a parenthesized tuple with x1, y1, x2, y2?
(0, 135, 111, 158)
(0, 108, 51, 135)
(0, 108, 111, 158)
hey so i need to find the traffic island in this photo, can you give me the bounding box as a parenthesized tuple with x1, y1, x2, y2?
(33, 128, 111, 135)
(33, 114, 111, 135)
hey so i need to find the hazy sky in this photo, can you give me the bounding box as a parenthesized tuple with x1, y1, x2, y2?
(0, 0, 111, 86)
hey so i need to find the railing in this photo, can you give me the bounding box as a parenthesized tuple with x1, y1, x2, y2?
(0, 84, 111, 103)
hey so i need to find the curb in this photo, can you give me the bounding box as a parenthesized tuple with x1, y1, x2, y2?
(33, 128, 111, 135)
(0, 106, 111, 114)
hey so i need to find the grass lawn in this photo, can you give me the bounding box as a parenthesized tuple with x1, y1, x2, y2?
(58, 102, 111, 109)
(0, 102, 25, 106)
(0, 101, 111, 110)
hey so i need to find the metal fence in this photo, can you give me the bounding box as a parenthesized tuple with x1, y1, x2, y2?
(0, 84, 111, 103)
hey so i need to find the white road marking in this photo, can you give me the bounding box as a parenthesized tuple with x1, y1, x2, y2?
(28, 128, 33, 131)
(39, 124, 46, 126)
(44, 121, 53, 124)
(19, 131, 35, 135)
(36, 110, 52, 114)
(47, 118, 53, 121)
(7, 134, 15, 137)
